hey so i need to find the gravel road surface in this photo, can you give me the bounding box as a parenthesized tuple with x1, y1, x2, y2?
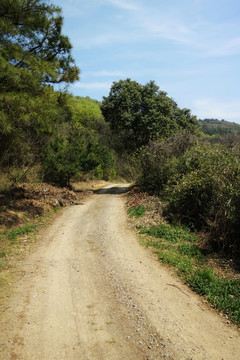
(0, 184, 239, 360)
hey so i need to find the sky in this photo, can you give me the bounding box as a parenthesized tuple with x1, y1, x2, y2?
(53, 0, 240, 123)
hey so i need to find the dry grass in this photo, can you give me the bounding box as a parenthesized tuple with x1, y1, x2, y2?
(126, 186, 166, 229)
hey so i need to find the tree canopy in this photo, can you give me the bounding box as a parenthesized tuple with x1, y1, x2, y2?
(0, 0, 80, 167)
(42, 96, 115, 186)
(199, 119, 240, 136)
(0, 0, 79, 89)
(101, 78, 198, 152)
(0, 0, 115, 187)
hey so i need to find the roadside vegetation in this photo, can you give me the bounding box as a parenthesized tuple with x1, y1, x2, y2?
(0, 205, 55, 309)
(126, 188, 240, 326)
(0, 0, 115, 189)
(141, 223, 240, 326)
(139, 135, 240, 257)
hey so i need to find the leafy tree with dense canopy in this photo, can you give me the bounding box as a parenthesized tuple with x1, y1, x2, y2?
(0, 0, 79, 166)
(101, 78, 198, 152)
(0, 0, 79, 88)
(42, 122, 115, 187)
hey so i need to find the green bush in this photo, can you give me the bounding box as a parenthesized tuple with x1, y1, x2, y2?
(91, 145, 115, 180)
(139, 137, 240, 256)
(165, 168, 217, 229)
(165, 144, 240, 255)
(115, 152, 140, 182)
(43, 131, 115, 186)
(138, 133, 198, 193)
(42, 134, 86, 187)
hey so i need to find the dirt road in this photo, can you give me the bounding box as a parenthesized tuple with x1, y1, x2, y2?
(0, 184, 239, 360)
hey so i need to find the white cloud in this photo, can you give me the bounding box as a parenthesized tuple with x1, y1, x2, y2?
(66, 1, 204, 50)
(73, 20, 163, 50)
(192, 98, 240, 122)
(74, 31, 137, 49)
(88, 70, 130, 77)
(208, 36, 240, 57)
(88, 1, 194, 46)
(106, 0, 139, 11)
(140, 17, 193, 44)
(73, 81, 112, 90)
(58, 0, 240, 58)
(55, 0, 106, 19)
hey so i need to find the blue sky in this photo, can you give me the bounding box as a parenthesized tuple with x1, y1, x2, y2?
(54, 0, 240, 122)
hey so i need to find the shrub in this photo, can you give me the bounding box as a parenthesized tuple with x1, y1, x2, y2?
(90, 145, 115, 180)
(43, 132, 115, 186)
(115, 152, 140, 182)
(138, 132, 198, 193)
(139, 136, 240, 256)
(42, 135, 85, 187)
(165, 144, 240, 255)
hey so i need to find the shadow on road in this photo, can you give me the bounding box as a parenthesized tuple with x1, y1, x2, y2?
(94, 185, 131, 195)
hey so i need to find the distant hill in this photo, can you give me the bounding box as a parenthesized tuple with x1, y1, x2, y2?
(198, 118, 240, 136)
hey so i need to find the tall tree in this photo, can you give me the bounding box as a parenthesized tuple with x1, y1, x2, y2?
(0, 0, 79, 165)
(0, 0, 79, 89)
(101, 79, 198, 152)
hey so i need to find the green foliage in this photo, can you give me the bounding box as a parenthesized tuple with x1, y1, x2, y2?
(139, 222, 240, 325)
(199, 119, 240, 136)
(93, 164, 104, 179)
(0, 251, 6, 258)
(138, 133, 198, 193)
(114, 152, 140, 181)
(40, 94, 115, 187)
(128, 205, 146, 218)
(101, 79, 198, 152)
(177, 244, 203, 259)
(70, 96, 104, 128)
(5, 223, 37, 241)
(189, 270, 240, 324)
(42, 125, 115, 187)
(42, 133, 86, 187)
(0, 0, 79, 87)
(164, 143, 240, 255)
(0, 0, 79, 168)
(139, 223, 195, 243)
(0, 88, 69, 166)
(139, 134, 240, 256)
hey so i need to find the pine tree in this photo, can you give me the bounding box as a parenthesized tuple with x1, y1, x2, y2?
(0, 0, 79, 165)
